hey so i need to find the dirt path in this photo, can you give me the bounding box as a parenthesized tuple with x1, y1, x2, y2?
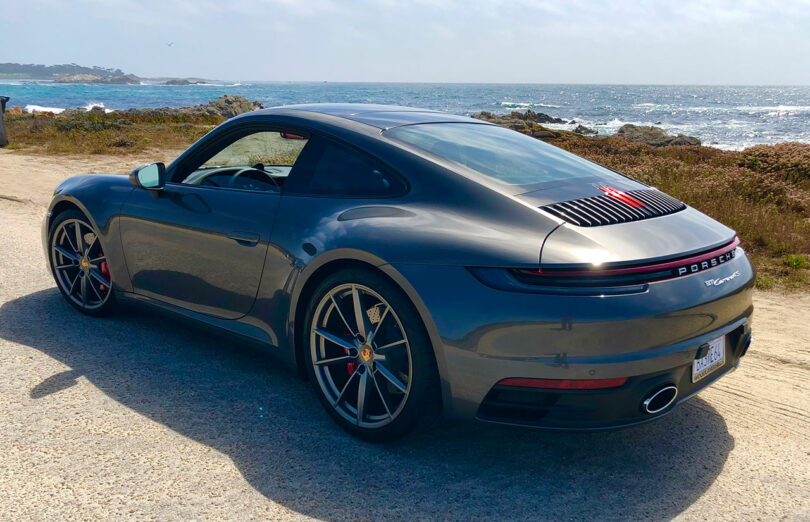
(0, 150, 808, 521)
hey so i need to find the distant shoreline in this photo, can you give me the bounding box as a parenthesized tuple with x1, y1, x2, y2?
(2, 83, 809, 150)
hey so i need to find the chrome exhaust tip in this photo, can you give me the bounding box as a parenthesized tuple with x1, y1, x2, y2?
(642, 385, 678, 414)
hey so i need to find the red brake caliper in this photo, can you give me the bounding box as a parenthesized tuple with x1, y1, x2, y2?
(345, 327, 357, 376)
(99, 251, 110, 291)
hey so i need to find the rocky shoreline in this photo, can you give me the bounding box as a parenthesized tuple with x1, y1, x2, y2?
(472, 109, 701, 147)
(9, 98, 703, 148)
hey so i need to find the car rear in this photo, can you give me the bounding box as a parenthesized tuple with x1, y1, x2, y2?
(384, 119, 754, 429)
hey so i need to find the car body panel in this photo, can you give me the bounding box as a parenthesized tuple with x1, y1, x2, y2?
(118, 184, 277, 319)
(540, 206, 736, 267)
(42, 103, 756, 428)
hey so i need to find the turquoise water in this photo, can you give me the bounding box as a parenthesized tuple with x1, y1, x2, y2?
(2, 81, 809, 150)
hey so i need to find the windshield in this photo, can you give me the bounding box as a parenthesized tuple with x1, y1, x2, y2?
(385, 123, 628, 188)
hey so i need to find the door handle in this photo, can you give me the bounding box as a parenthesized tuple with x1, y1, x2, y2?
(227, 231, 260, 246)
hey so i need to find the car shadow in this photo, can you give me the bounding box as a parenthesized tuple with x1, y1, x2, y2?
(0, 289, 734, 521)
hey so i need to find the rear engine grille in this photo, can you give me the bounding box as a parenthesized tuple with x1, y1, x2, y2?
(541, 189, 686, 227)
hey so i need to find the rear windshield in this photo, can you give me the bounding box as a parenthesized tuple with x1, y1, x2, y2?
(385, 123, 627, 188)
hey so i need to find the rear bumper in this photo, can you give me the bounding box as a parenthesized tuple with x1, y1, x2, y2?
(476, 324, 751, 429)
(391, 249, 755, 428)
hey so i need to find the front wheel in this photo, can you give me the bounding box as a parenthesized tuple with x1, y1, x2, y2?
(303, 269, 440, 441)
(48, 209, 117, 316)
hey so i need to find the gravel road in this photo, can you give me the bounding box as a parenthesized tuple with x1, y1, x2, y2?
(1, 150, 808, 521)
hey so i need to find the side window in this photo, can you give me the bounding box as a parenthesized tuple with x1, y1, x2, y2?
(304, 140, 407, 197)
(180, 131, 309, 192)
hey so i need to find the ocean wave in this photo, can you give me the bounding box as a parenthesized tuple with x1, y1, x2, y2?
(25, 104, 65, 114)
(736, 105, 810, 113)
(24, 102, 114, 114)
(84, 102, 114, 113)
(500, 101, 561, 109)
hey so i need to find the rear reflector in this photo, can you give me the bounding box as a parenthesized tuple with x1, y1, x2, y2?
(497, 377, 628, 390)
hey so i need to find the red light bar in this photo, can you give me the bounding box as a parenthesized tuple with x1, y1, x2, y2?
(531, 236, 740, 278)
(598, 186, 646, 208)
(497, 377, 628, 390)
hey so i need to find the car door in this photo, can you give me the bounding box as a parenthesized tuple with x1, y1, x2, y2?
(119, 126, 311, 319)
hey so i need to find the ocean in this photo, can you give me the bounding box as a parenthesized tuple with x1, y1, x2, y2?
(2, 81, 809, 151)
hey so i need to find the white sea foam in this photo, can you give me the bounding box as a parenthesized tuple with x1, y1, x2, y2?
(24, 102, 114, 114)
(84, 102, 114, 113)
(500, 101, 561, 109)
(25, 104, 65, 114)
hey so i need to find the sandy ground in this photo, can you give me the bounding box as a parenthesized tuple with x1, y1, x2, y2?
(0, 149, 808, 521)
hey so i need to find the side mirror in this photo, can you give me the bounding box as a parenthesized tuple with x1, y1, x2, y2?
(130, 163, 166, 193)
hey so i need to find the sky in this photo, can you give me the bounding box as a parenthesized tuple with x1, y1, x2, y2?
(3, 0, 810, 84)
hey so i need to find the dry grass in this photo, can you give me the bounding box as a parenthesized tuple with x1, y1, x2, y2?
(4, 109, 222, 155)
(3, 109, 808, 289)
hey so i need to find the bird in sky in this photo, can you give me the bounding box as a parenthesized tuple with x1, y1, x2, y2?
(166, 42, 174, 47)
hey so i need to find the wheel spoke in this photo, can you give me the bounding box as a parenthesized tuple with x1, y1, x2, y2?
(376, 363, 407, 393)
(370, 371, 392, 418)
(88, 279, 104, 301)
(351, 285, 368, 339)
(330, 293, 356, 336)
(366, 305, 390, 346)
(356, 371, 369, 425)
(74, 222, 84, 255)
(54, 245, 79, 262)
(314, 355, 355, 367)
(376, 339, 406, 353)
(68, 272, 81, 295)
(80, 274, 88, 306)
(62, 227, 79, 253)
(85, 234, 98, 255)
(88, 269, 110, 287)
(314, 328, 355, 350)
(334, 369, 358, 406)
(89, 255, 106, 263)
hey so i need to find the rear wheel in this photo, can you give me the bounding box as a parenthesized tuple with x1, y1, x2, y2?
(303, 269, 440, 441)
(49, 209, 117, 316)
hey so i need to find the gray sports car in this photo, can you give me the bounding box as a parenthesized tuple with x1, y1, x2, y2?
(43, 104, 754, 441)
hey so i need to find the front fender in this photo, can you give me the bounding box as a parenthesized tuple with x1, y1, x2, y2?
(43, 174, 135, 292)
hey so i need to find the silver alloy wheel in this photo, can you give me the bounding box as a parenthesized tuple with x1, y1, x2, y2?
(51, 218, 111, 310)
(310, 283, 413, 428)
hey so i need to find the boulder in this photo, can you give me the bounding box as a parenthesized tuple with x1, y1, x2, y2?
(513, 110, 565, 124)
(615, 124, 701, 146)
(164, 79, 192, 86)
(531, 129, 560, 139)
(573, 124, 597, 135)
(180, 95, 265, 118)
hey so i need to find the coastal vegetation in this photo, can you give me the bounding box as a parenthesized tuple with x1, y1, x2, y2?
(2, 98, 808, 290)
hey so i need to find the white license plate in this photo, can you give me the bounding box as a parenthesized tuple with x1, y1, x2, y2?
(692, 336, 726, 383)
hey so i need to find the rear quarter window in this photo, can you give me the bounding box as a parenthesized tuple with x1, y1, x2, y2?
(297, 138, 407, 197)
(385, 122, 629, 189)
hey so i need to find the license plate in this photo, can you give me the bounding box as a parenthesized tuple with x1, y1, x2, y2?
(692, 336, 725, 383)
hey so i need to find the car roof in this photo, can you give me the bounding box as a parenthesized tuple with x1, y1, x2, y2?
(255, 103, 488, 130)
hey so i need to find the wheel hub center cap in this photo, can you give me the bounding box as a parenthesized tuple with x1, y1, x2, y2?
(80, 257, 90, 270)
(359, 347, 373, 362)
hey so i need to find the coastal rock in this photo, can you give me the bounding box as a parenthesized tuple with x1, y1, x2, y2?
(180, 95, 264, 118)
(615, 124, 700, 146)
(573, 124, 597, 135)
(473, 110, 565, 126)
(164, 79, 193, 86)
(531, 129, 560, 138)
(55, 73, 140, 85)
(163, 79, 209, 86)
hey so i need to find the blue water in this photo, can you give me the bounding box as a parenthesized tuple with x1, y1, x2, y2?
(2, 81, 810, 150)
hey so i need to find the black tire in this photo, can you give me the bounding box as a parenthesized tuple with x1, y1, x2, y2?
(303, 268, 441, 442)
(48, 209, 118, 317)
